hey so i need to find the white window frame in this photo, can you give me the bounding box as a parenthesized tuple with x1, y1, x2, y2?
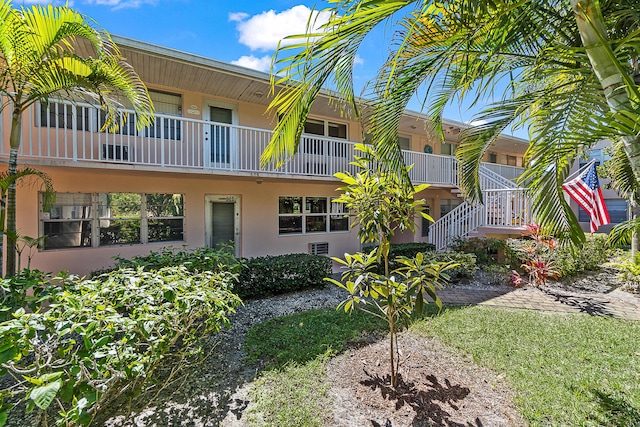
(40, 192, 185, 250)
(278, 196, 349, 235)
(303, 118, 348, 139)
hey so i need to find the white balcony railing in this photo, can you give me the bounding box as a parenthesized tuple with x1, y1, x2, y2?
(482, 163, 525, 181)
(0, 99, 523, 187)
(428, 187, 531, 250)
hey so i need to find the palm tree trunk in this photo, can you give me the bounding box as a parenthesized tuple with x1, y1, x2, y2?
(572, 0, 640, 180)
(5, 108, 22, 277)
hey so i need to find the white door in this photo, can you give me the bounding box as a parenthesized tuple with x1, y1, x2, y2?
(205, 195, 240, 256)
(203, 100, 237, 169)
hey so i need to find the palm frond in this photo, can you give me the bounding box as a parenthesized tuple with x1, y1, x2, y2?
(264, 0, 414, 168)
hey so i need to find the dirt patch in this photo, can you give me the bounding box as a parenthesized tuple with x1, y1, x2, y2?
(326, 334, 524, 427)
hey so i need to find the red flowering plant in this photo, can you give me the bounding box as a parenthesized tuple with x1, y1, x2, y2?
(509, 224, 560, 287)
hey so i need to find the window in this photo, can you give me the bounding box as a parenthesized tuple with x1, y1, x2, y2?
(441, 142, 456, 156)
(440, 198, 462, 218)
(40, 192, 184, 249)
(100, 90, 182, 140)
(303, 118, 347, 139)
(278, 196, 348, 235)
(488, 152, 498, 163)
(578, 199, 627, 224)
(98, 193, 142, 246)
(147, 194, 185, 242)
(399, 135, 411, 151)
(41, 193, 93, 249)
(302, 118, 348, 158)
(421, 206, 431, 237)
(39, 101, 92, 131)
(506, 155, 518, 166)
(146, 90, 182, 140)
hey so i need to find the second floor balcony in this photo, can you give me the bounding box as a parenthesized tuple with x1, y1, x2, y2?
(0, 100, 525, 186)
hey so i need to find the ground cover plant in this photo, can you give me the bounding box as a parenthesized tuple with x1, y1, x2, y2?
(0, 266, 241, 426)
(245, 306, 640, 427)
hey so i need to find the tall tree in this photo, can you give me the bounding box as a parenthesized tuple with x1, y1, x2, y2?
(265, 0, 640, 246)
(0, 0, 154, 276)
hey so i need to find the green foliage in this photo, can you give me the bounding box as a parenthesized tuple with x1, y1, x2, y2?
(450, 237, 505, 265)
(0, 269, 56, 322)
(95, 247, 330, 300)
(0, 266, 241, 426)
(364, 244, 477, 280)
(414, 306, 640, 426)
(328, 145, 455, 387)
(507, 232, 611, 283)
(236, 253, 332, 299)
(552, 234, 612, 277)
(612, 254, 640, 293)
(92, 246, 242, 276)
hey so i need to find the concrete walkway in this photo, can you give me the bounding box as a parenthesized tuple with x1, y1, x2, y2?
(438, 286, 640, 320)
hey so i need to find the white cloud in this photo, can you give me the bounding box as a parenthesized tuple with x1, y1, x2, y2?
(83, 0, 157, 10)
(231, 55, 272, 73)
(231, 5, 332, 51)
(228, 12, 248, 22)
(354, 54, 364, 66)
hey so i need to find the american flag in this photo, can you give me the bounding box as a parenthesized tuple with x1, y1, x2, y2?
(562, 162, 610, 233)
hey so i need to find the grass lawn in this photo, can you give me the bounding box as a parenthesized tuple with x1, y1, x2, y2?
(412, 306, 640, 426)
(244, 306, 640, 426)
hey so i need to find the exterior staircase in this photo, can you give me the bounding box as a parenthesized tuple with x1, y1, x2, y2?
(428, 164, 531, 250)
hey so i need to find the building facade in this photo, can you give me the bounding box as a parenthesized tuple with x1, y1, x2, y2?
(2, 36, 528, 276)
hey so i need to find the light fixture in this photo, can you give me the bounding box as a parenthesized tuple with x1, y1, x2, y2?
(256, 179, 263, 184)
(254, 91, 264, 98)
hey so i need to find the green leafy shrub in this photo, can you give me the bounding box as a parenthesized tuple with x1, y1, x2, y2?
(94, 247, 330, 300)
(507, 232, 611, 283)
(0, 269, 57, 322)
(363, 244, 476, 280)
(0, 266, 241, 426)
(552, 234, 611, 277)
(612, 254, 640, 293)
(91, 245, 242, 276)
(236, 253, 332, 299)
(450, 237, 505, 264)
(506, 224, 560, 286)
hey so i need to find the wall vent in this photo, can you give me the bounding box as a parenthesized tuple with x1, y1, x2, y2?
(309, 242, 329, 255)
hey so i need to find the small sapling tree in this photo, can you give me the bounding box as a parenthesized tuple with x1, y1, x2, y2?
(326, 144, 456, 387)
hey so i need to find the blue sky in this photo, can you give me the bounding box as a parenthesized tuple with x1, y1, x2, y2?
(20, 0, 523, 136)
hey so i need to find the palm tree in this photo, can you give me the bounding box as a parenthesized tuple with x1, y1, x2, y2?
(0, 0, 154, 276)
(265, 0, 640, 246)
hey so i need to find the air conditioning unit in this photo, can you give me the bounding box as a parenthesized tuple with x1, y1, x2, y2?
(309, 242, 329, 255)
(102, 144, 129, 161)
